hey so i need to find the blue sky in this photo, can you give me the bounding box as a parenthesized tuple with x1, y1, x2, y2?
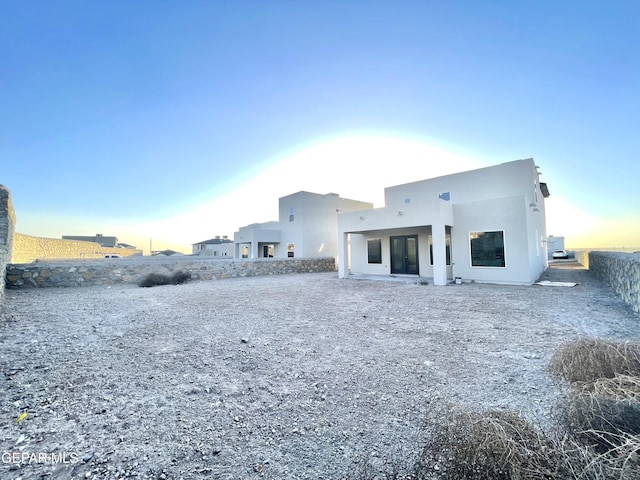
(2, 0, 639, 253)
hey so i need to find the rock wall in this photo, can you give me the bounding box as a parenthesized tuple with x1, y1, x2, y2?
(0, 185, 16, 299)
(12, 232, 142, 263)
(589, 251, 640, 313)
(5, 256, 336, 289)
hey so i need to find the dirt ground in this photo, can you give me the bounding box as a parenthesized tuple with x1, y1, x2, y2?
(1, 263, 638, 479)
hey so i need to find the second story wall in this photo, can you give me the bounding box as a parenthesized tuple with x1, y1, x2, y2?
(277, 191, 373, 258)
(384, 159, 544, 210)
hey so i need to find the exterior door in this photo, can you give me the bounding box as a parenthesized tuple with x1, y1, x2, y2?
(390, 235, 419, 274)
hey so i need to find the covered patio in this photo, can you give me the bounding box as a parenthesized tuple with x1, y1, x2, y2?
(337, 198, 454, 286)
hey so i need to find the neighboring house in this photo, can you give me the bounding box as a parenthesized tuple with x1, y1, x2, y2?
(234, 191, 373, 260)
(192, 236, 234, 257)
(62, 233, 118, 247)
(151, 249, 185, 256)
(547, 235, 566, 259)
(337, 158, 550, 285)
(116, 242, 138, 249)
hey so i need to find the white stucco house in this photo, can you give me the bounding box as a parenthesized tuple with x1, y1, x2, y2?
(547, 235, 566, 259)
(234, 191, 373, 260)
(337, 158, 550, 285)
(192, 236, 234, 257)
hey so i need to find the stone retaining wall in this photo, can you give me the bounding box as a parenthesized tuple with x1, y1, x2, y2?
(589, 251, 640, 313)
(0, 185, 16, 299)
(5, 256, 336, 289)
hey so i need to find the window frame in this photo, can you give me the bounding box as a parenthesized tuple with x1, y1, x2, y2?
(428, 231, 452, 266)
(367, 238, 383, 264)
(469, 230, 506, 268)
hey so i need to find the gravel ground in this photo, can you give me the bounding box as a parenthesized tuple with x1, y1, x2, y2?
(1, 262, 638, 479)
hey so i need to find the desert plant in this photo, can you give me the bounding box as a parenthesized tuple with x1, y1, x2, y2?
(416, 408, 567, 480)
(548, 338, 640, 384)
(169, 270, 191, 285)
(358, 338, 640, 480)
(547, 338, 640, 479)
(138, 271, 191, 287)
(574, 374, 640, 401)
(552, 394, 640, 479)
(555, 392, 640, 454)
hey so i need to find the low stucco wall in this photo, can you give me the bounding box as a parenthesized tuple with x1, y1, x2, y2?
(12, 232, 142, 264)
(589, 251, 640, 313)
(5, 256, 336, 289)
(573, 250, 589, 268)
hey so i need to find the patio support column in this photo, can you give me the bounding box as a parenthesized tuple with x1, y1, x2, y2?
(251, 242, 259, 259)
(338, 232, 349, 278)
(432, 222, 447, 286)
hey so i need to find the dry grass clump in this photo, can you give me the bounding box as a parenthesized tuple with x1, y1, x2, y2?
(413, 339, 640, 480)
(553, 395, 640, 479)
(138, 270, 192, 287)
(550, 338, 640, 479)
(356, 338, 640, 480)
(573, 374, 640, 401)
(403, 403, 639, 480)
(416, 409, 565, 480)
(556, 393, 640, 454)
(548, 338, 640, 384)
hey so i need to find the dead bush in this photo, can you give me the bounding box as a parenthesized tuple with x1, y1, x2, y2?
(547, 435, 638, 480)
(548, 338, 640, 384)
(574, 374, 640, 401)
(357, 339, 640, 479)
(555, 393, 640, 455)
(138, 271, 192, 287)
(416, 408, 566, 480)
(553, 395, 640, 479)
(547, 338, 640, 479)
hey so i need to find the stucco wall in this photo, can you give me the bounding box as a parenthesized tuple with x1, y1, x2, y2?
(451, 196, 535, 284)
(5, 256, 336, 289)
(573, 249, 590, 268)
(277, 192, 373, 260)
(589, 251, 640, 313)
(12, 233, 142, 263)
(0, 185, 16, 298)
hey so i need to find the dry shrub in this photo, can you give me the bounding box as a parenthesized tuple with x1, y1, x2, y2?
(574, 374, 640, 401)
(138, 271, 192, 287)
(556, 392, 640, 453)
(547, 338, 640, 479)
(577, 432, 640, 480)
(548, 338, 640, 384)
(548, 435, 637, 480)
(417, 408, 565, 480)
(416, 405, 640, 480)
(554, 407, 640, 479)
(358, 339, 640, 479)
